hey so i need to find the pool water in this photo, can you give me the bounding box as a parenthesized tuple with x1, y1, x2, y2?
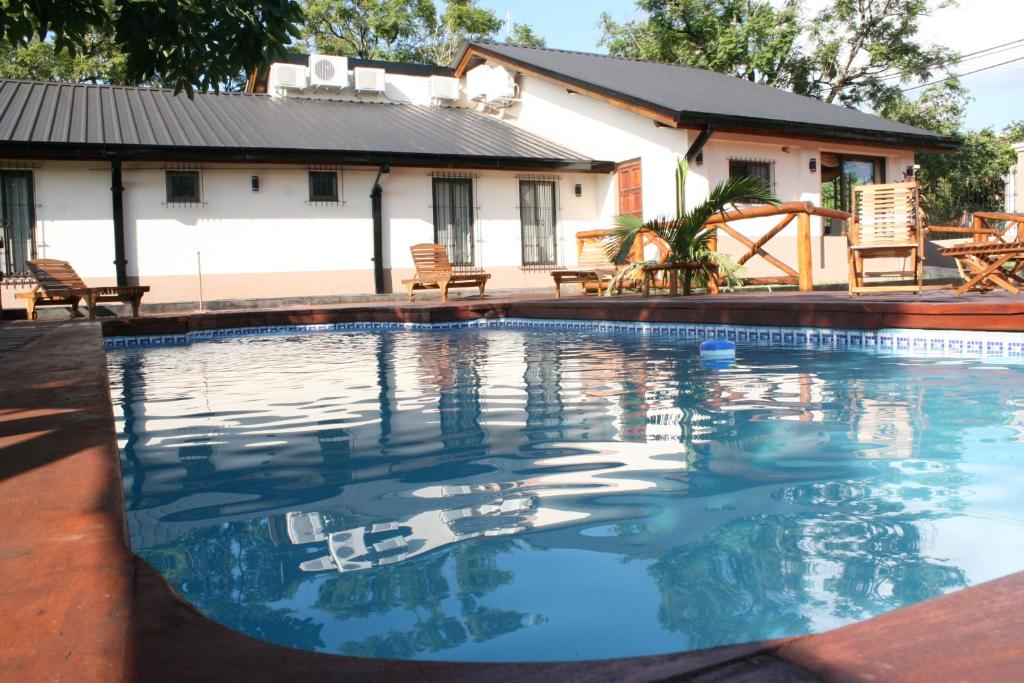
(108, 327, 1024, 662)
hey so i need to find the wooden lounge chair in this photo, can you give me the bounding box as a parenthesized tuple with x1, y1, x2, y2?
(402, 244, 490, 302)
(16, 259, 150, 320)
(847, 182, 925, 294)
(550, 236, 618, 297)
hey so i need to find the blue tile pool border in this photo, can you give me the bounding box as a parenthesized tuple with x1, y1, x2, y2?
(102, 317, 1024, 360)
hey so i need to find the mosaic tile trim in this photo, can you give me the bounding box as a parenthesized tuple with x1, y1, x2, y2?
(103, 318, 1024, 360)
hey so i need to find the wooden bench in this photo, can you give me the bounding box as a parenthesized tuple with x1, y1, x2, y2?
(15, 259, 150, 320)
(550, 237, 618, 297)
(402, 244, 490, 303)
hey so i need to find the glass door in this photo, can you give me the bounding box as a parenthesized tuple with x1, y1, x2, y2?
(821, 154, 885, 234)
(0, 171, 36, 276)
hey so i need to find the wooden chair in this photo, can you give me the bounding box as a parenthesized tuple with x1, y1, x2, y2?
(847, 182, 925, 294)
(402, 244, 490, 302)
(929, 212, 1024, 295)
(550, 237, 619, 297)
(15, 259, 150, 320)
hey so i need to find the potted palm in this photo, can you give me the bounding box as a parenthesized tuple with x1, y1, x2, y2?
(605, 160, 779, 295)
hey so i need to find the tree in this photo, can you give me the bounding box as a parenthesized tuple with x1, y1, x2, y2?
(506, 23, 545, 48)
(1004, 120, 1024, 145)
(880, 82, 1017, 224)
(806, 0, 958, 109)
(600, 0, 957, 110)
(0, 35, 129, 84)
(599, 0, 808, 90)
(0, 0, 304, 93)
(302, 0, 510, 66)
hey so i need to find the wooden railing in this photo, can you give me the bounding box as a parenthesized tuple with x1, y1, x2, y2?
(574, 202, 851, 294)
(705, 201, 851, 292)
(926, 211, 1024, 244)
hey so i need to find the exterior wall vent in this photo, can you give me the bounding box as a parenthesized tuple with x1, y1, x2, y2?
(268, 63, 308, 93)
(428, 75, 460, 102)
(309, 55, 350, 89)
(353, 67, 387, 93)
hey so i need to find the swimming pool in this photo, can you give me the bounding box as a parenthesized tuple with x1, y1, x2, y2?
(108, 322, 1024, 662)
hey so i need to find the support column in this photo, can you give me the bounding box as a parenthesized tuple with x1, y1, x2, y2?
(797, 211, 813, 292)
(110, 159, 127, 286)
(371, 163, 390, 295)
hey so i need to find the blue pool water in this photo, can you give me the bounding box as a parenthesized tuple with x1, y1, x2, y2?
(108, 327, 1024, 662)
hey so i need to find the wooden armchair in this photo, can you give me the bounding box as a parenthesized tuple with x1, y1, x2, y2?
(402, 244, 490, 302)
(16, 259, 150, 319)
(847, 182, 925, 294)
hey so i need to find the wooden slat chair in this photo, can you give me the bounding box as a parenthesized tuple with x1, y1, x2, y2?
(550, 237, 619, 297)
(402, 244, 490, 302)
(847, 182, 925, 294)
(15, 259, 150, 320)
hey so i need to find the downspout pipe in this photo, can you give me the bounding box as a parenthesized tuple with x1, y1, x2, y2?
(371, 163, 391, 294)
(685, 124, 714, 163)
(110, 157, 128, 286)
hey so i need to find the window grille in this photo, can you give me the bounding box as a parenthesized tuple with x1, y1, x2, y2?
(308, 170, 340, 203)
(432, 177, 475, 267)
(728, 158, 776, 194)
(0, 170, 36, 277)
(519, 179, 558, 266)
(164, 168, 204, 207)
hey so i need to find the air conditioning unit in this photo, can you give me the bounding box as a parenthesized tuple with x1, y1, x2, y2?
(465, 64, 518, 104)
(353, 67, 386, 93)
(465, 64, 492, 101)
(268, 63, 307, 92)
(428, 75, 460, 101)
(308, 55, 349, 89)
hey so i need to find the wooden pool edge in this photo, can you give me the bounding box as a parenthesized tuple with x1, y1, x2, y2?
(3, 302, 1024, 681)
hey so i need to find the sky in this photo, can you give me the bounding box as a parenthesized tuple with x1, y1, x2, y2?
(477, 0, 1024, 132)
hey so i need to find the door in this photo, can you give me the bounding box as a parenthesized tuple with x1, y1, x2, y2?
(617, 160, 642, 218)
(0, 171, 35, 276)
(519, 180, 557, 266)
(432, 178, 474, 266)
(821, 153, 885, 234)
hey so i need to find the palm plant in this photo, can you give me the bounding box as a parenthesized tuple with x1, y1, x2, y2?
(604, 160, 779, 295)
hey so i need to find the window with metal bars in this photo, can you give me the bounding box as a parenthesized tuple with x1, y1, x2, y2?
(165, 170, 201, 204)
(728, 158, 775, 193)
(432, 178, 474, 266)
(519, 180, 557, 266)
(0, 170, 36, 276)
(308, 170, 339, 202)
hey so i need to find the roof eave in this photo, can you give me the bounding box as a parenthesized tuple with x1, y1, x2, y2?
(0, 141, 615, 172)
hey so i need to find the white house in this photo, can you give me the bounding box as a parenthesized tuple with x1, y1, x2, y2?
(0, 42, 957, 309)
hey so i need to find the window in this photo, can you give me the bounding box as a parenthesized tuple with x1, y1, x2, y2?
(0, 170, 36, 276)
(728, 158, 775, 194)
(308, 170, 338, 202)
(165, 170, 201, 204)
(820, 153, 886, 234)
(519, 180, 557, 266)
(432, 178, 474, 266)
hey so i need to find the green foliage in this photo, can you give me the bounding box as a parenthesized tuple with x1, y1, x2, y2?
(0, 0, 304, 93)
(506, 23, 545, 48)
(302, 0, 509, 65)
(0, 35, 129, 84)
(1005, 120, 1024, 145)
(600, 0, 957, 110)
(605, 160, 778, 295)
(599, 0, 806, 90)
(880, 81, 1018, 224)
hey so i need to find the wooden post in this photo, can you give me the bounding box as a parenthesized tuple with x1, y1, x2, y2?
(797, 211, 813, 292)
(973, 214, 985, 244)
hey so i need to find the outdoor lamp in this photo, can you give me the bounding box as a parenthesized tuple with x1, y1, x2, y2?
(574, 183, 582, 197)
(251, 175, 260, 192)
(809, 158, 817, 173)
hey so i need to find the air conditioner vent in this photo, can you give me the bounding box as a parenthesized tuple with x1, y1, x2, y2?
(354, 67, 386, 93)
(308, 55, 350, 89)
(268, 63, 308, 92)
(428, 75, 460, 102)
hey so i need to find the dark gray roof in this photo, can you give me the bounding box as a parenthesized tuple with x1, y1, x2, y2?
(0, 79, 603, 169)
(460, 41, 959, 149)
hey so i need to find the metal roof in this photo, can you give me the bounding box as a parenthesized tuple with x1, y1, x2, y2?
(457, 41, 960, 149)
(0, 79, 604, 169)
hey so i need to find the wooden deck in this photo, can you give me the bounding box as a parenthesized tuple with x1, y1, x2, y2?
(3, 293, 1024, 681)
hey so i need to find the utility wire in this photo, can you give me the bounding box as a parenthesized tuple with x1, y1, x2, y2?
(875, 37, 1024, 81)
(902, 54, 1024, 91)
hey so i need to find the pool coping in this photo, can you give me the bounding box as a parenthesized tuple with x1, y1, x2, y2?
(4, 298, 1024, 680)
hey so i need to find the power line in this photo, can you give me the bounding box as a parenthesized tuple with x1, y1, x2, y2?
(902, 54, 1024, 92)
(876, 37, 1024, 81)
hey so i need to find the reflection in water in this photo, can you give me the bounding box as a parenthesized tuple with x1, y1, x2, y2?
(109, 329, 1024, 661)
